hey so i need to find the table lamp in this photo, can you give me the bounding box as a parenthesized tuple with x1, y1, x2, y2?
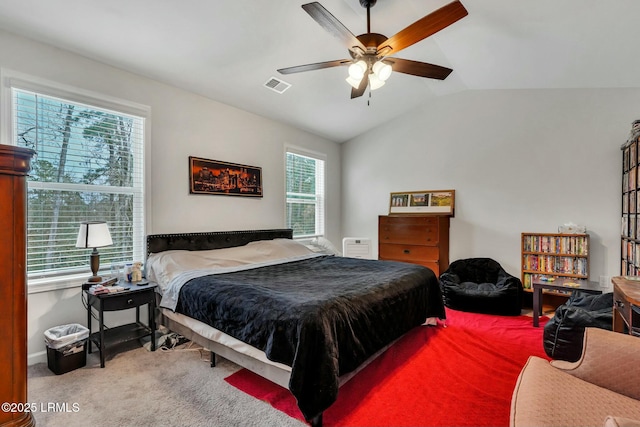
(76, 221, 113, 282)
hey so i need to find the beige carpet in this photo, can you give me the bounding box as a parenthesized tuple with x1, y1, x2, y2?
(28, 342, 305, 427)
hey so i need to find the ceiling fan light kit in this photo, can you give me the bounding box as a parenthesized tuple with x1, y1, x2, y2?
(372, 61, 392, 81)
(277, 0, 468, 99)
(346, 75, 362, 89)
(348, 60, 367, 79)
(346, 58, 390, 90)
(368, 73, 385, 90)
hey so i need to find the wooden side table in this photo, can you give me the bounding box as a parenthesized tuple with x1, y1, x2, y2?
(85, 282, 157, 367)
(531, 277, 603, 327)
(611, 276, 640, 336)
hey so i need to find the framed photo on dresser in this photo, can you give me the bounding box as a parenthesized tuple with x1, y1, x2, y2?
(389, 189, 455, 216)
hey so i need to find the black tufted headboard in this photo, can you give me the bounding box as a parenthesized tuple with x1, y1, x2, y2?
(146, 228, 293, 257)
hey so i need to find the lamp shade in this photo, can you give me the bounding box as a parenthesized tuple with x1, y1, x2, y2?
(372, 61, 392, 81)
(75, 221, 113, 249)
(345, 75, 363, 89)
(369, 73, 386, 90)
(348, 60, 367, 79)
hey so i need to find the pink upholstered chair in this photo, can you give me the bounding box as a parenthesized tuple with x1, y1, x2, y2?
(511, 328, 640, 427)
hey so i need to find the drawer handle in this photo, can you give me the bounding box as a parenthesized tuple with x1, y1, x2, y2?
(615, 300, 624, 309)
(127, 299, 134, 305)
(403, 249, 410, 254)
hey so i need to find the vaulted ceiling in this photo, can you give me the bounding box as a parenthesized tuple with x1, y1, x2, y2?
(1, 0, 639, 142)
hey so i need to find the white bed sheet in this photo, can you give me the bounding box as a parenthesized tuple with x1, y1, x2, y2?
(146, 239, 325, 310)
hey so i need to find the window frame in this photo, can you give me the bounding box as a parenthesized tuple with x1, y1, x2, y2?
(1, 69, 151, 293)
(284, 145, 327, 239)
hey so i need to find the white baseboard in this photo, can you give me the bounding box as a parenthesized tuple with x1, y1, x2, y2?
(28, 350, 47, 366)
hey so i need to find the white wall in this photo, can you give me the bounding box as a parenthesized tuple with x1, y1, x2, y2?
(6, 23, 636, 364)
(0, 30, 341, 364)
(342, 88, 634, 287)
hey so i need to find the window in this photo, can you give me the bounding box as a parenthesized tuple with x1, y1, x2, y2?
(285, 148, 325, 238)
(9, 82, 146, 282)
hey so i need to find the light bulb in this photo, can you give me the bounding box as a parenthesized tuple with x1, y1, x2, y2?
(346, 76, 363, 89)
(348, 60, 367, 79)
(369, 73, 385, 90)
(372, 61, 392, 81)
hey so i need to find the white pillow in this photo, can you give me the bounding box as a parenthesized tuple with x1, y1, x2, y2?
(300, 237, 341, 256)
(146, 238, 314, 291)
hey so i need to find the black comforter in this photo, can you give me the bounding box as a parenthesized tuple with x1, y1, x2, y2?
(175, 255, 444, 421)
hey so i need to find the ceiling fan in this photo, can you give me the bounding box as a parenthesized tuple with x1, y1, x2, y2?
(277, 0, 468, 99)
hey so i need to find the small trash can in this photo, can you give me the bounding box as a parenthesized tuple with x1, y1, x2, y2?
(44, 323, 89, 375)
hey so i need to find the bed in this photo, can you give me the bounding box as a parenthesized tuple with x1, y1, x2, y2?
(146, 229, 445, 426)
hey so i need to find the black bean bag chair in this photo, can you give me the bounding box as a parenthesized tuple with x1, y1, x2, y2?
(543, 291, 613, 362)
(439, 258, 523, 316)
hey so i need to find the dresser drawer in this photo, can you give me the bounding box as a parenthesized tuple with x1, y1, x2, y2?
(379, 216, 438, 227)
(379, 224, 439, 245)
(378, 215, 449, 276)
(614, 286, 631, 326)
(379, 252, 440, 276)
(100, 290, 154, 311)
(379, 244, 439, 262)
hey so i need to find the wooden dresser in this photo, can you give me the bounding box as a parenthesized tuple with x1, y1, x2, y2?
(612, 276, 640, 336)
(0, 145, 35, 427)
(378, 215, 450, 277)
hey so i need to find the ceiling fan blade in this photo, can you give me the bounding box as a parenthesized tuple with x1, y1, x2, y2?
(302, 2, 366, 53)
(278, 59, 351, 75)
(350, 73, 369, 99)
(388, 58, 453, 80)
(377, 0, 468, 55)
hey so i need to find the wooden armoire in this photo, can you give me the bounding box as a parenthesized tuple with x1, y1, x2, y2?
(0, 145, 35, 427)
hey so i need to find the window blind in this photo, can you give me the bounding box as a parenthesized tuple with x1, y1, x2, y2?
(285, 149, 325, 238)
(12, 88, 145, 280)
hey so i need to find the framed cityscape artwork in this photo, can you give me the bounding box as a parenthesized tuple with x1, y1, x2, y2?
(189, 156, 263, 197)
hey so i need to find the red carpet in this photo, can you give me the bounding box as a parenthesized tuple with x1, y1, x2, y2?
(225, 308, 549, 426)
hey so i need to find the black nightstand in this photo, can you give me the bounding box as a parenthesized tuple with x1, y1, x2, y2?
(85, 282, 157, 368)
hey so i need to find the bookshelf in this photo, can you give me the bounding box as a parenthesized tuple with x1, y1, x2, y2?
(622, 123, 640, 275)
(521, 233, 590, 297)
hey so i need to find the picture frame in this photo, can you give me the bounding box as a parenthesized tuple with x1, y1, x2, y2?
(389, 189, 455, 216)
(189, 156, 263, 197)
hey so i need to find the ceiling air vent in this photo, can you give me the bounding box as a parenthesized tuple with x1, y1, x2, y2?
(264, 77, 291, 94)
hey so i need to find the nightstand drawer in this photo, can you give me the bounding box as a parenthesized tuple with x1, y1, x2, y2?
(101, 290, 154, 311)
